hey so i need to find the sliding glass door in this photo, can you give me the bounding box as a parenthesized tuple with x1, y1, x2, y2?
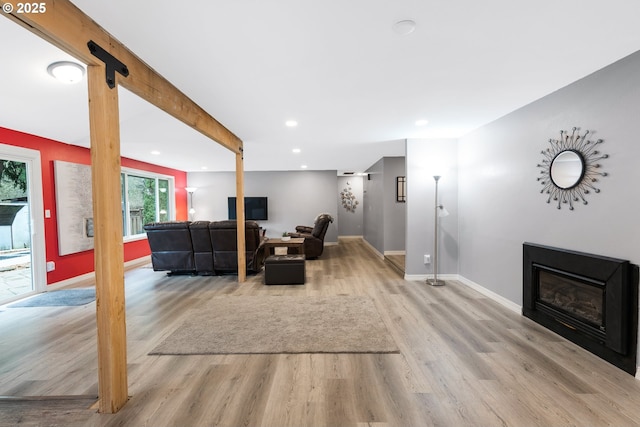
(0, 145, 45, 304)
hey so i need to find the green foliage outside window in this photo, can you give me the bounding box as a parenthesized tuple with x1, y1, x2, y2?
(122, 173, 172, 236)
(0, 160, 27, 200)
(158, 179, 169, 222)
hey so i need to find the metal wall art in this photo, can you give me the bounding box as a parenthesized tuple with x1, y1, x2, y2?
(340, 183, 359, 213)
(537, 127, 608, 210)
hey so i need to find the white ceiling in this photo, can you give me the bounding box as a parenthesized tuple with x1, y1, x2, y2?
(1, 1, 639, 173)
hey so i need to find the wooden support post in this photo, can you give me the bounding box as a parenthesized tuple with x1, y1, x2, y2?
(1, 0, 248, 410)
(236, 152, 246, 283)
(87, 65, 128, 413)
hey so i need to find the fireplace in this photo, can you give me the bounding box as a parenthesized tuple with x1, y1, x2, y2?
(523, 243, 638, 375)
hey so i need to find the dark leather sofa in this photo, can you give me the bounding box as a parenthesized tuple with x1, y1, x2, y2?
(189, 220, 215, 275)
(144, 220, 265, 275)
(144, 221, 196, 274)
(209, 220, 265, 274)
(287, 213, 333, 259)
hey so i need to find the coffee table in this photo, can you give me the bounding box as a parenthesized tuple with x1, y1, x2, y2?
(263, 237, 305, 255)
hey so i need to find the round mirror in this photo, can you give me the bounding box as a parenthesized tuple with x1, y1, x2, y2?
(538, 128, 608, 210)
(550, 150, 585, 189)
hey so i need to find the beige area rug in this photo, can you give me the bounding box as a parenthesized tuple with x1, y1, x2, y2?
(150, 296, 399, 355)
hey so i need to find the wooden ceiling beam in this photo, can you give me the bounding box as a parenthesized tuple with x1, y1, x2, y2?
(0, 0, 243, 154)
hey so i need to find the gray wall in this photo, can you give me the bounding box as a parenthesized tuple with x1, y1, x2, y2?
(383, 157, 406, 252)
(363, 157, 406, 255)
(363, 159, 384, 253)
(405, 140, 459, 276)
(186, 170, 338, 243)
(457, 50, 640, 305)
(337, 176, 363, 236)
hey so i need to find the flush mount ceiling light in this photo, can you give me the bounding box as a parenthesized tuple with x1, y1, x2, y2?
(292, 148, 301, 153)
(285, 120, 298, 127)
(392, 20, 416, 36)
(47, 61, 85, 84)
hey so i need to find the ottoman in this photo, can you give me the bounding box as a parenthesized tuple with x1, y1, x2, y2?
(264, 254, 306, 285)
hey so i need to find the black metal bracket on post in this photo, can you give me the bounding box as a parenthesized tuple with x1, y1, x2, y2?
(87, 40, 129, 89)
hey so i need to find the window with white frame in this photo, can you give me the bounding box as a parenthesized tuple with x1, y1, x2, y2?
(121, 169, 174, 237)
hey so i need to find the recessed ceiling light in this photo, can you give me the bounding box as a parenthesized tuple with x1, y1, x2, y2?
(292, 148, 301, 153)
(285, 120, 298, 127)
(201, 166, 208, 170)
(151, 150, 161, 155)
(415, 119, 429, 126)
(392, 20, 416, 36)
(301, 164, 308, 169)
(46, 61, 85, 84)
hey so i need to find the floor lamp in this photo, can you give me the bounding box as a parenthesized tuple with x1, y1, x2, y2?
(427, 175, 449, 286)
(186, 187, 197, 220)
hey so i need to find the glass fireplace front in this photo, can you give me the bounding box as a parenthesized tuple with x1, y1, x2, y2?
(537, 268, 605, 330)
(523, 243, 638, 375)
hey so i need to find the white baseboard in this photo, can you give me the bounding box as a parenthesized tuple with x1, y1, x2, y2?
(46, 255, 151, 290)
(46, 271, 95, 290)
(384, 250, 406, 256)
(404, 273, 521, 315)
(361, 238, 384, 259)
(457, 275, 522, 315)
(354, 238, 403, 259)
(404, 273, 458, 282)
(125, 255, 152, 272)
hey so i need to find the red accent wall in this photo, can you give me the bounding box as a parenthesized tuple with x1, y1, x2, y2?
(0, 126, 188, 285)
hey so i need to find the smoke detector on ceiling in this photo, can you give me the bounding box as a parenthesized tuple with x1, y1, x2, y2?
(392, 20, 416, 36)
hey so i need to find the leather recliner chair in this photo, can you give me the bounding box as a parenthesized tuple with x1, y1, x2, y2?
(287, 213, 333, 259)
(209, 220, 266, 274)
(144, 221, 196, 274)
(189, 220, 215, 275)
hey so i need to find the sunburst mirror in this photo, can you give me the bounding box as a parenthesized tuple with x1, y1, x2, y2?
(537, 127, 608, 210)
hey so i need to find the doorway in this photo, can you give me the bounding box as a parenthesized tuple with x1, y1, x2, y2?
(0, 145, 46, 304)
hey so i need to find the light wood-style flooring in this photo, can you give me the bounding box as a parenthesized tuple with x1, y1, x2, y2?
(1, 238, 640, 426)
(384, 254, 405, 275)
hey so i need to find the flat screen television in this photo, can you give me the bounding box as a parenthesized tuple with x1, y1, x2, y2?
(228, 197, 268, 221)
